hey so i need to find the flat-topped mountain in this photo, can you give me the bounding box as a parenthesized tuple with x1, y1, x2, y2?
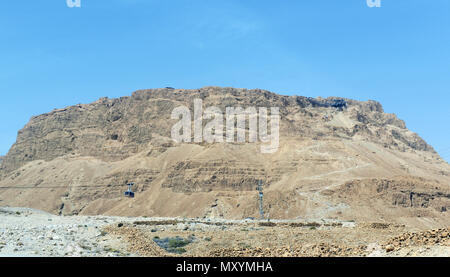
(0, 87, 448, 228)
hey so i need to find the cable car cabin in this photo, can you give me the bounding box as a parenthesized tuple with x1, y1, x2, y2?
(124, 182, 135, 198)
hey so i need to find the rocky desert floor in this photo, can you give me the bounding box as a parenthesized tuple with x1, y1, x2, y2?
(0, 207, 448, 257)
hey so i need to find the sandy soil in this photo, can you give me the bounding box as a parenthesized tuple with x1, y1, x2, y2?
(1, 207, 448, 257)
(0, 207, 136, 257)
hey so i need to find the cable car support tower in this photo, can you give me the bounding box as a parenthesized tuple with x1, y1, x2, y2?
(257, 180, 264, 220)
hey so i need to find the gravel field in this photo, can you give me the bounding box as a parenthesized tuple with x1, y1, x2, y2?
(1, 207, 448, 257)
(0, 207, 137, 257)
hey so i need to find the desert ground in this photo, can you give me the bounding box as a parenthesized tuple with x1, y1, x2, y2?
(1, 207, 448, 257)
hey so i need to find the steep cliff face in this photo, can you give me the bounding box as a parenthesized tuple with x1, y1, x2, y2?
(0, 87, 448, 227)
(0, 87, 433, 175)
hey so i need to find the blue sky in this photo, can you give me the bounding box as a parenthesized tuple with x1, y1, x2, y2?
(0, 0, 449, 161)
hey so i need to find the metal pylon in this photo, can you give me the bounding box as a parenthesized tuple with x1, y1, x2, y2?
(257, 180, 264, 219)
